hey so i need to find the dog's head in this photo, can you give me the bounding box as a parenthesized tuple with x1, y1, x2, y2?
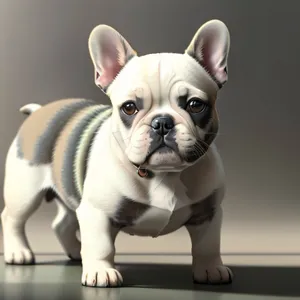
(88, 20, 230, 172)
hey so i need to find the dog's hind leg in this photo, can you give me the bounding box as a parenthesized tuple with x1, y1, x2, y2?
(51, 198, 81, 260)
(1, 140, 50, 265)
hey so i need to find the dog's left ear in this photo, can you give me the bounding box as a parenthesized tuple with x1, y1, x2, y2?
(185, 20, 230, 88)
(88, 25, 137, 92)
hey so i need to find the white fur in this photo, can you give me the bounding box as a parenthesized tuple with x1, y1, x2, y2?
(19, 103, 42, 114)
(2, 138, 51, 264)
(75, 119, 229, 286)
(1, 139, 80, 263)
(1, 19, 233, 287)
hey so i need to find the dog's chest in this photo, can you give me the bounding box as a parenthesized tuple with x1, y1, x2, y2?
(111, 175, 199, 237)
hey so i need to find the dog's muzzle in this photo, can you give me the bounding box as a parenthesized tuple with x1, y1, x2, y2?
(132, 115, 179, 178)
(149, 114, 178, 153)
(150, 115, 175, 136)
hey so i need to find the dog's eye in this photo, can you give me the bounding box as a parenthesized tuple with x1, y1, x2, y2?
(186, 98, 207, 114)
(121, 101, 138, 116)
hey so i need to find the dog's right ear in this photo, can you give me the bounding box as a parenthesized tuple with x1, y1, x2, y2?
(185, 20, 230, 88)
(88, 25, 137, 92)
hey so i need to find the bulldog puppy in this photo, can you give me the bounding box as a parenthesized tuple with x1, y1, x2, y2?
(1, 19, 232, 287)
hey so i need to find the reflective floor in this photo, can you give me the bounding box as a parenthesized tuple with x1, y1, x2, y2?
(0, 254, 299, 300)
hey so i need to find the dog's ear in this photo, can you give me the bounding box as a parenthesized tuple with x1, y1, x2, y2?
(185, 20, 230, 88)
(88, 25, 137, 92)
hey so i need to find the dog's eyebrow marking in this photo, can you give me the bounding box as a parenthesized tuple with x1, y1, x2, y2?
(136, 96, 144, 110)
(110, 197, 150, 228)
(176, 86, 189, 109)
(178, 95, 188, 110)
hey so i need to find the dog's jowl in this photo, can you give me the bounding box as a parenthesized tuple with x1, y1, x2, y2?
(1, 19, 233, 287)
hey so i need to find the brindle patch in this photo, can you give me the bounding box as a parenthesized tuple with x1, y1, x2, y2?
(110, 197, 150, 228)
(184, 187, 224, 226)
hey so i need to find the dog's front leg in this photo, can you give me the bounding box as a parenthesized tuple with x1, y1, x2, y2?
(186, 206, 233, 284)
(76, 200, 122, 287)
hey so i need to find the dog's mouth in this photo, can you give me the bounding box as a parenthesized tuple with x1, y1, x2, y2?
(129, 130, 185, 177)
(146, 141, 184, 169)
(132, 142, 174, 165)
(131, 142, 181, 177)
(146, 140, 177, 159)
(155, 145, 174, 154)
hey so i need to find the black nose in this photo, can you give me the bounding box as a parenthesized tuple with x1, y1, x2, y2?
(151, 115, 175, 136)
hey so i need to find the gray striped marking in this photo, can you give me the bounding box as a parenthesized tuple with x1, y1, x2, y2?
(52, 105, 112, 206)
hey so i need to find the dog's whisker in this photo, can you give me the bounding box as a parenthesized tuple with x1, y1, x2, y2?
(193, 142, 206, 157)
(197, 139, 210, 149)
(197, 143, 207, 155)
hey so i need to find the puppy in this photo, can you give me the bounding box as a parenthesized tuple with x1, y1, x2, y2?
(1, 19, 232, 287)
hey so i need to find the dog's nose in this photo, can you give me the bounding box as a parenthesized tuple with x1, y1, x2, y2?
(151, 115, 175, 136)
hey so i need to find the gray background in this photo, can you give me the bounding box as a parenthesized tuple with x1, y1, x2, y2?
(0, 0, 299, 254)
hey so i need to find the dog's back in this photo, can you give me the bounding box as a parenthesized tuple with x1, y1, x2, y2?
(17, 98, 97, 164)
(16, 98, 112, 207)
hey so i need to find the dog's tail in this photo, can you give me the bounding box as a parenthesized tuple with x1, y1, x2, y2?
(19, 103, 42, 115)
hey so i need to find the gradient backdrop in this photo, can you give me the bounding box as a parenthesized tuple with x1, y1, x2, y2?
(0, 0, 299, 255)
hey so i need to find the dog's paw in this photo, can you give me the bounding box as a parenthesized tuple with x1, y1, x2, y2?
(193, 265, 233, 285)
(82, 268, 123, 287)
(4, 248, 35, 265)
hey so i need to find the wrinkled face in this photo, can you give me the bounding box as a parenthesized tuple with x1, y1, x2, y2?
(88, 20, 230, 172)
(109, 54, 220, 171)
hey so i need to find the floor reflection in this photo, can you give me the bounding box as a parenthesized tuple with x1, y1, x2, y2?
(1, 258, 299, 299)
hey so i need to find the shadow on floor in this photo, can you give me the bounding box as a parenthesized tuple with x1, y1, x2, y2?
(2, 259, 300, 298)
(119, 262, 300, 297)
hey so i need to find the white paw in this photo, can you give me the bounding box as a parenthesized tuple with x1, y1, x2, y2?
(82, 268, 123, 287)
(193, 265, 233, 284)
(4, 248, 35, 265)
